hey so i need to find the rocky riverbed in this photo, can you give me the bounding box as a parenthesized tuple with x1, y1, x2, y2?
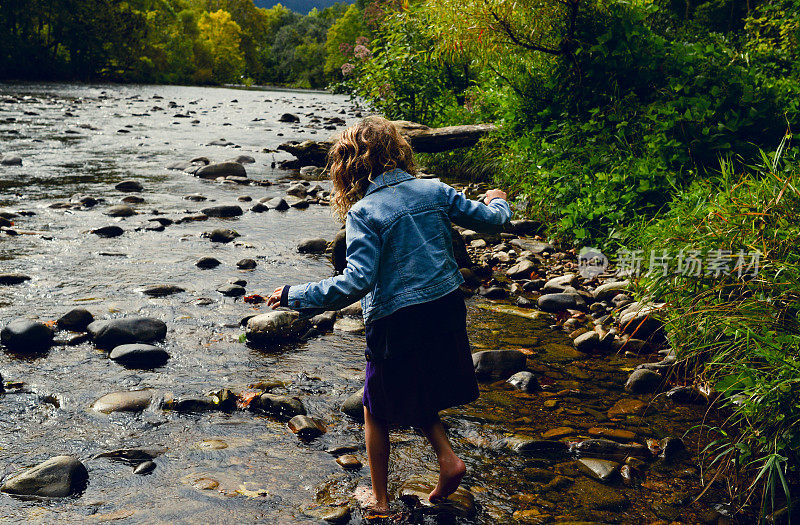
(0, 83, 740, 523)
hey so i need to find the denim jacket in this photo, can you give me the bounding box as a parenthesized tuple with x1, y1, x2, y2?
(285, 168, 511, 323)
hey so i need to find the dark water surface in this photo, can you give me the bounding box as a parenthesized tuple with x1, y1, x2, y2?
(0, 84, 726, 524)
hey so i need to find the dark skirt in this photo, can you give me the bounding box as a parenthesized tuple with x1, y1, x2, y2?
(362, 288, 479, 427)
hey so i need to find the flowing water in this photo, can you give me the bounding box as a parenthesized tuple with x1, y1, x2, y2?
(0, 83, 730, 524)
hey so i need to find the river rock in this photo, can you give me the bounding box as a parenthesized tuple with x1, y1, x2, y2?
(0, 273, 31, 285)
(398, 475, 476, 516)
(299, 166, 326, 180)
(246, 310, 310, 344)
(473, 350, 526, 380)
(287, 196, 309, 209)
(196, 256, 221, 269)
(1, 318, 53, 352)
(506, 259, 538, 280)
(288, 415, 325, 439)
(133, 461, 156, 475)
(506, 371, 541, 392)
(143, 284, 184, 297)
(506, 219, 542, 236)
(577, 458, 620, 481)
(593, 280, 629, 301)
(335, 454, 361, 470)
(571, 438, 650, 458)
(620, 306, 663, 338)
(607, 398, 648, 418)
(236, 258, 257, 269)
(478, 286, 508, 299)
(265, 197, 289, 211)
(311, 311, 337, 330)
(571, 478, 629, 510)
(217, 284, 245, 297)
(286, 182, 307, 197)
(665, 386, 704, 404)
(297, 238, 327, 253)
(538, 293, 583, 313)
(201, 205, 243, 218)
(87, 316, 167, 349)
(254, 393, 306, 419)
(341, 388, 365, 421)
(331, 229, 347, 273)
(226, 154, 255, 164)
(573, 331, 600, 353)
(542, 274, 577, 293)
(506, 436, 569, 455)
(91, 225, 124, 238)
(659, 437, 686, 462)
(196, 162, 246, 179)
(115, 180, 143, 192)
(0, 456, 88, 497)
(624, 368, 663, 393)
(305, 506, 350, 524)
(91, 389, 153, 413)
(205, 228, 240, 243)
(0, 156, 22, 166)
(109, 344, 169, 369)
(104, 205, 136, 217)
(57, 308, 94, 331)
(278, 113, 300, 123)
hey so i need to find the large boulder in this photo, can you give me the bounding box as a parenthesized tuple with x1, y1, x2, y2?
(196, 162, 246, 180)
(1, 456, 88, 497)
(246, 311, 310, 345)
(472, 350, 527, 381)
(1, 318, 53, 352)
(87, 317, 167, 349)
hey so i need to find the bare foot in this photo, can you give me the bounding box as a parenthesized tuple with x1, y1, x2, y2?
(354, 486, 390, 514)
(428, 455, 466, 502)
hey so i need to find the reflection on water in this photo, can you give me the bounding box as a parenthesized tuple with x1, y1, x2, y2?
(0, 83, 725, 523)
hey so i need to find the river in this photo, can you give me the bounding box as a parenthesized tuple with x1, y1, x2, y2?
(0, 83, 732, 524)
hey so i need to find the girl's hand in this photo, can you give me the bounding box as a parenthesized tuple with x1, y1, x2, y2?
(267, 287, 284, 309)
(484, 189, 507, 205)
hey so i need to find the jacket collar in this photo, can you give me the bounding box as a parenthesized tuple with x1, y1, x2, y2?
(365, 168, 415, 196)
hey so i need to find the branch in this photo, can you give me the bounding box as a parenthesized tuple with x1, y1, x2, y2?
(487, 7, 562, 55)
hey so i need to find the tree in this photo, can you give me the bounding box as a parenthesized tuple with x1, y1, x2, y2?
(197, 9, 245, 83)
(324, 4, 368, 78)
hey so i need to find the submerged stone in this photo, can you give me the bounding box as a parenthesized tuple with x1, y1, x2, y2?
(398, 475, 475, 517)
(91, 389, 153, 414)
(1, 456, 88, 498)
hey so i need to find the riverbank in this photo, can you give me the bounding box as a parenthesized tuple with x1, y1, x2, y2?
(0, 83, 751, 523)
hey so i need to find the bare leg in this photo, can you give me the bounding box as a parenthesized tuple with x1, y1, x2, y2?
(421, 416, 466, 502)
(363, 406, 391, 512)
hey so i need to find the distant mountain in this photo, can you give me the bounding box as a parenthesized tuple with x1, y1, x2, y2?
(253, 0, 351, 14)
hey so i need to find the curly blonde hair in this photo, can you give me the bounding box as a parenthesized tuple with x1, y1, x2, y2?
(328, 116, 417, 222)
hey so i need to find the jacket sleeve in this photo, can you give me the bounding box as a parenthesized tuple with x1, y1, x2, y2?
(442, 183, 511, 232)
(285, 207, 380, 317)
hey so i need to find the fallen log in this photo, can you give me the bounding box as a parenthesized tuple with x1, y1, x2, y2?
(277, 121, 496, 168)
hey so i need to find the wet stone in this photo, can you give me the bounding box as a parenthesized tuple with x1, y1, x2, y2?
(577, 458, 620, 481)
(205, 228, 240, 243)
(92, 389, 153, 414)
(254, 393, 306, 419)
(87, 316, 167, 349)
(91, 225, 124, 238)
(122, 195, 145, 204)
(335, 454, 361, 470)
(0, 273, 31, 285)
(0, 456, 88, 498)
(246, 310, 310, 345)
(538, 293, 582, 313)
(340, 388, 365, 422)
(574, 331, 600, 353)
(104, 205, 136, 217)
(507, 371, 541, 392)
(201, 205, 243, 218)
(288, 415, 325, 439)
(587, 427, 637, 442)
(570, 478, 629, 510)
(624, 368, 663, 393)
(217, 284, 245, 297)
(608, 398, 648, 418)
(133, 461, 156, 475)
(109, 344, 169, 369)
(196, 256, 221, 269)
(399, 475, 475, 517)
(305, 506, 351, 524)
(236, 258, 257, 269)
(297, 237, 327, 253)
(473, 349, 527, 381)
(1, 318, 54, 352)
(542, 427, 575, 439)
(196, 161, 246, 180)
(142, 284, 184, 297)
(115, 180, 143, 192)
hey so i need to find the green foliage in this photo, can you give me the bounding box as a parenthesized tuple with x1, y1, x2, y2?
(324, 4, 367, 78)
(630, 149, 800, 517)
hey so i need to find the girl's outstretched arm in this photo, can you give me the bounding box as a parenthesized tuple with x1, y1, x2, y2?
(268, 207, 380, 317)
(443, 184, 511, 232)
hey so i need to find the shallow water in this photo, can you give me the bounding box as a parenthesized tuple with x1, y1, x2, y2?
(0, 83, 729, 524)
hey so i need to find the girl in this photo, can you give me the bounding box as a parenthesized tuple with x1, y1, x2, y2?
(267, 116, 510, 515)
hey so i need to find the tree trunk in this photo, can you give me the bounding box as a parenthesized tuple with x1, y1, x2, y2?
(277, 121, 497, 168)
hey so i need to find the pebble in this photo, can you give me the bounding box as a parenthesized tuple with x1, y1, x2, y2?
(335, 454, 361, 470)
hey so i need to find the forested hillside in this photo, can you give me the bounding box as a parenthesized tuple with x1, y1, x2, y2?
(252, 0, 346, 15)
